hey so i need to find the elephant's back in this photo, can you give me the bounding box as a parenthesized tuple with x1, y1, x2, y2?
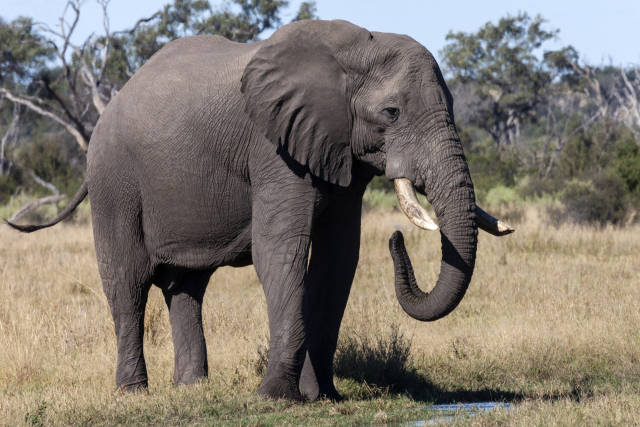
(115, 36, 261, 129)
(125, 35, 261, 91)
(90, 34, 263, 177)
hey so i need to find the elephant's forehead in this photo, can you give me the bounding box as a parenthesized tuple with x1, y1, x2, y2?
(374, 43, 439, 85)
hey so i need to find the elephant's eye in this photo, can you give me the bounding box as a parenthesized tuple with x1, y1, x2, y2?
(382, 107, 400, 123)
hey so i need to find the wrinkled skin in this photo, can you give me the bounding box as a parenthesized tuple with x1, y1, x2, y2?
(9, 20, 480, 402)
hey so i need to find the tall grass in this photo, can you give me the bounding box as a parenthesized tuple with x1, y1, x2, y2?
(1, 206, 639, 425)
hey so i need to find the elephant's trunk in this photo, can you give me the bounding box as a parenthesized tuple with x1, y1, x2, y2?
(390, 172, 514, 321)
(390, 174, 477, 321)
(386, 101, 518, 320)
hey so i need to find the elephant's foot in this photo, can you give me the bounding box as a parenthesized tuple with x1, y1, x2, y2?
(304, 387, 343, 402)
(300, 379, 343, 402)
(257, 377, 305, 403)
(174, 367, 208, 386)
(116, 380, 149, 394)
(299, 356, 343, 402)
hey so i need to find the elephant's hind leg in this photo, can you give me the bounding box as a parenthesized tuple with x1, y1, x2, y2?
(91, 166, 154, 391)
(95, 228, 153, 392)
(161, 269, 214, 385)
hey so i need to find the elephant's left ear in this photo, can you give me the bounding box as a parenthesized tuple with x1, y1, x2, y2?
(241, 20, 371, 186)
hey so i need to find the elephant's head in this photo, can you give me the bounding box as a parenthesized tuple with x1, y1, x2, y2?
(241, 20, 513, 321)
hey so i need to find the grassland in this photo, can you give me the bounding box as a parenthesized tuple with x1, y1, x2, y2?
(1, 201, 640, 426)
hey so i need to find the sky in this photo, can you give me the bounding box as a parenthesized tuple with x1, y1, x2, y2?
(2, 0, 639, 66)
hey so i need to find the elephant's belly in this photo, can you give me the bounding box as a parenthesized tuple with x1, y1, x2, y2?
(142, 178, 254, 270)
(149, 221, 253, 270)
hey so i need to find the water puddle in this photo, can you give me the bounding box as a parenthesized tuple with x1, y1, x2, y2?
(377, 402, 512, 426)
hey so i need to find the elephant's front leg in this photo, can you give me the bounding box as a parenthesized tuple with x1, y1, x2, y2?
(252, 183, 316, 402)
(299, 193, 363, 401)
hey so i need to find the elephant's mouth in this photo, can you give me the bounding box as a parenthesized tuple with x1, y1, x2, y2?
(393, 178, 515, 236)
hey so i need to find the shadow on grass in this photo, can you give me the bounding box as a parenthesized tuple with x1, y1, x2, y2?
(334, 324, 524, 404)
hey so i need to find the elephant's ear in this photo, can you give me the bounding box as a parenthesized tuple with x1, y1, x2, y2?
(241, 20, 371, 186)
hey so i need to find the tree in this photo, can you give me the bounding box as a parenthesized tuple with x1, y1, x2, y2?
(0, 0, 316, 217)
(292, 2, 318, 22)
(537, 92, 601, 179)
(0, 0, 125, 152)
(113, 0, 302, 74)
(1, 16, 54, 174)
(1, 0, 313, 155)
(613, 66, 640, 143)
(441, 12, 578, 150)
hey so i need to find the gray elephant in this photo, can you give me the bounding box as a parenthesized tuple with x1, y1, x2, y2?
(8, 19, 513, 402)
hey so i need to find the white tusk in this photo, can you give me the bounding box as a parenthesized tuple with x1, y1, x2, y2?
(476, 205, 515, 236)
(394, 178, 438, 231)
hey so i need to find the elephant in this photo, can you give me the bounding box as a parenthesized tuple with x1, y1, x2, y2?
(7, 19, 513, 402)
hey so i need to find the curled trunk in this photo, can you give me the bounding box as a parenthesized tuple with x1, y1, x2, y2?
(389, 204, 477, 321)
(389, 142, 479, 321)
(390, 177, 514, 321)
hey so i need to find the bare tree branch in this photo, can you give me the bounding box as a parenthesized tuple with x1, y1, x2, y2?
(8, 194, 66, 223)
(31, 171, 60, 196)
(0, 88, 88, 151)
(18, 0, 120, 150)
(539, 92, 602, 180)
(7, 172, 65, 224)
(543, 109, 600, 180)
(569, 61, 614, 119)
(36, 1, 85, 121)
(124, 12, 161, 35)
(39, 78, 91, 141)
(74, 41, 106, 114)
(613, 66, 640, 142)
(0, 103, 21, 175)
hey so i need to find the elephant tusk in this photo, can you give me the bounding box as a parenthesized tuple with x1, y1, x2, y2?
(394, 178, 438, 231)
(475, 205, 515, 236)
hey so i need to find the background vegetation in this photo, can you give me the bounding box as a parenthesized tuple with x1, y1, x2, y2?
(1, 2, 639, 226)
(2, 1, 640, 425)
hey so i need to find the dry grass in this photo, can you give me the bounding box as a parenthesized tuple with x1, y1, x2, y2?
(1, 206, 640, 425)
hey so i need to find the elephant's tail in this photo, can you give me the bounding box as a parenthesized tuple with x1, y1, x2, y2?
(5, 180, 89, 233)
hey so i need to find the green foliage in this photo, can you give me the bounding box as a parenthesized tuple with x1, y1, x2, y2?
(483, 185, 522, 206)
(367, 175, 394, 193)
(362, 189, 398, 211)
(0, 0, 310, 211)
(291, 1, 318, 22)
(0, 17, 54, 87)
(112, 0, 294, 74)
(442, 12, 578, 148)
(465, 146, 520, 200)
(0, 172, 18, 204)
(0, 117, 84, 205)
(517, 176, 566, 200)
(615, 136, 640, 197)
(549, 175, 628, 227)
(554, 122, 617, 180)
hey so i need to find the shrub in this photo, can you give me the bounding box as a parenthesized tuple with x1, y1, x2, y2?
(483, 184, 522, 206)
(517, 176, 566, 200)
(467, 150, 520, 200)
(615, 136, 640, 200)
(334, 324, 413, 390)
(549, 175, 628, 227)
